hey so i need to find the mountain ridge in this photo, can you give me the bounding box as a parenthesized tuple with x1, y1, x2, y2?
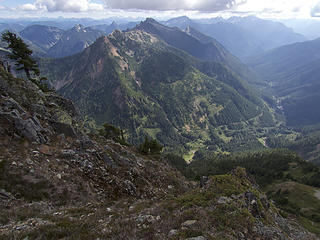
(134, 18, 264, 87)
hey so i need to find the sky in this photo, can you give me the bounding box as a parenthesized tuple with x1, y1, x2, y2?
(1, 0, 320, 19)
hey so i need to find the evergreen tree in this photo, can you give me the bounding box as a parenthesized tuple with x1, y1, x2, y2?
(139, 136, 163, 155)
(1, 31, 39, 80)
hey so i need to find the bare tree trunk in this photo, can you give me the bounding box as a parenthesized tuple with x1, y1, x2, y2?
(25, 68, 30, 80)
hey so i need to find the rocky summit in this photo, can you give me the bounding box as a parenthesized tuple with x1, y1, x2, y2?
(0, 54, 318, 239)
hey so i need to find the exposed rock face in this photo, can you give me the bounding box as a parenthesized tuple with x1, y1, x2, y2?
(0, 98, 47, 143)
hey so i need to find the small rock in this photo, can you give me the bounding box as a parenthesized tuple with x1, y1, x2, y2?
(0, 188, 14, 199)
(48, 102, 58, 107)
(16, 224, 27, 231)
(12, 161, 17, 166)
(185, 236, 206, 240)
(123, 180, 136, 195)
(57, 174, 62, 179)
(181, 220, 197, 229)
(168, 229, 178, 237)
(60, 149, 76, 158)
(52, 122, 77, 138)
(137, 214, 156, 224)
(26, 158, 33, 165)
(200, 176, 209, 187)
(39, 144, 53, 156)
(86, 149, 96, 153)
(80, 138, 95, 149)
(238, 232, 245, 239)
(217, 196, 232, 204)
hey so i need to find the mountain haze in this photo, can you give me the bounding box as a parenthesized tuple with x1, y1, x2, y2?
(20, 25, 64, 52)
(46, 24, 104, 58)
(164, 16, 306, 59)
(248, 38, 320, 126)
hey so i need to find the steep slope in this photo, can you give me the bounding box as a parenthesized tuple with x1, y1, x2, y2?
(247, 38, 320, 126)
(134, 18, 230, 63)
(46, 24, 104, 58)
(134, 18, 264, 87)
(40, 29, 275, 155)
(20, 25, 64, 52)
(184, 25, 217, 44)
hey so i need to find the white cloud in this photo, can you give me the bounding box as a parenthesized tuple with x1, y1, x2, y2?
(236, 0, 320, 18)
(103, 0, 246, 11)
(19, 3, 41, 11)
(18, 0, 104, 12)
(8, 0, 320, 18)
(311, 2, 320, 17)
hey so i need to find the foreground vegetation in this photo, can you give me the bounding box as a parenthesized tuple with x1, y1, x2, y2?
(167, 148, 320, 235)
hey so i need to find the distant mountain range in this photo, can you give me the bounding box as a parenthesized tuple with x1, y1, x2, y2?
(14, 22, 137, 58)
(163, 16, 306, 60)
(19, 24, 104, 58)
(46, 25, 104, 58)
(0, 23, 25, 33)
(280, 18, 320, 40)
(0, 16, 307, 60)
(20, 25, 64, 52)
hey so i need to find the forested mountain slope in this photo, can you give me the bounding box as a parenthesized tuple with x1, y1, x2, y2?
(40, 29, 274, 155)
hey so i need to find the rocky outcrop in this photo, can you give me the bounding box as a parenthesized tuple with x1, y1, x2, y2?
(0, 66, 82, 143)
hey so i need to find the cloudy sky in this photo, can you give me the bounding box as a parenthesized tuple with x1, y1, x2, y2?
(1, 0, 320, 19)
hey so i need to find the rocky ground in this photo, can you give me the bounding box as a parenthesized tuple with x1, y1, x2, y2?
(0, 64, 318, 239)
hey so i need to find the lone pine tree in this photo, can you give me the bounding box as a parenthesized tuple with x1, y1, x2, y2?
(1, 31, 39, 80)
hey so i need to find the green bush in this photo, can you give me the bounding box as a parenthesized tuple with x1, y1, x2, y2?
(99, 123, 129, 146)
